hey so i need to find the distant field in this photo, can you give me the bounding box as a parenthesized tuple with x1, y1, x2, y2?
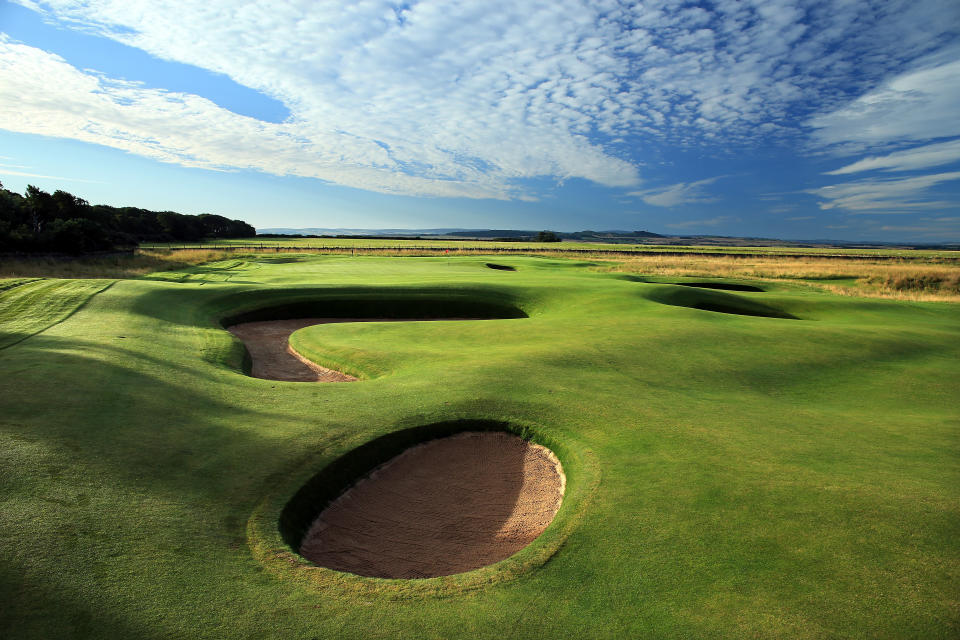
(141, 236, 960, 260)
(138, 240, 960, 301)
(0, 254, 957, 638)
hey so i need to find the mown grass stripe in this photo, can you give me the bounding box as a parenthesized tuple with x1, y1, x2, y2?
(0, 279, 115, 351)
(0, 277, 42, 293)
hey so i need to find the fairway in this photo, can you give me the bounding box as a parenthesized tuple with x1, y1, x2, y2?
(1, 254, 958, 638)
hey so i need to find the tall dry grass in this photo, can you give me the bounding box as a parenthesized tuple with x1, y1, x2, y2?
(0, 249, 235, 279)
(4, 246, 957, 302)
(601, 254, 960, 302)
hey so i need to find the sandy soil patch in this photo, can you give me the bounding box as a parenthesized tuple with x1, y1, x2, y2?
(228, 318, 358, 382)
(300, 431, 565, 579)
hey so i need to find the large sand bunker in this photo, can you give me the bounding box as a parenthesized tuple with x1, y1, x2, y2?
(299, 431, 565, 579)
(228, 318, 357, 382)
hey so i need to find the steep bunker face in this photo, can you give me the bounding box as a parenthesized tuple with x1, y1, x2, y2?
(644, 286, 798, 319)
(228, 319, 358, 382)
(671, 281, 764, 292)
(295, 431, 565, 579)
(222, 294, 527, 382)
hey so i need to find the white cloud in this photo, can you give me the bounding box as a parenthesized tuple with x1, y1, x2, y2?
(3, 1, 959, 199)
(809, 48, 960, 216)
(629, 176, 723, 207)
(809, 54, 960, 151)
(810, 172, 960, 213)
(825, 139, 960, 175)
(0, 168, 103, 183)
(0, 38, 531, 199)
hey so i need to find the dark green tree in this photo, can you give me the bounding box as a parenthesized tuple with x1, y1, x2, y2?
(0, 182, 257, 253)
(535, 230, 561, 242)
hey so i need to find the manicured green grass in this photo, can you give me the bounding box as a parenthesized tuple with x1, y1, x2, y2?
(0, 278, 114, 349)
(0, 255, 957, 638)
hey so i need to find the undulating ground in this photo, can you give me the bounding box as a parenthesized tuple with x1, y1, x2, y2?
(0, 254, 957, 639)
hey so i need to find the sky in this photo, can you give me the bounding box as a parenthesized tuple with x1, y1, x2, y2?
(1, 0, 959, 242)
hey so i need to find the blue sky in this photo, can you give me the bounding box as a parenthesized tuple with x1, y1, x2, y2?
(1, 0, 959, 241)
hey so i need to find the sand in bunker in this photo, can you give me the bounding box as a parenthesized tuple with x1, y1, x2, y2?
(300, 432, 565, 579)
(228, 318, 358, 382)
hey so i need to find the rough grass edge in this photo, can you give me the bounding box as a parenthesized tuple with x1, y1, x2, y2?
(0, 248, 239, 279)
(596, 256, 960, 302)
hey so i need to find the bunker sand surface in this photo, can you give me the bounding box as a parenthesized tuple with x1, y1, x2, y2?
(300, 431, 565, 579)
(228, 318, 359, 382)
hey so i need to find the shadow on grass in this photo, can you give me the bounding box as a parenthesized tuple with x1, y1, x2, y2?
(0, 334, 311, 509)
(620, 274, 765, 292)
(642, 285, 798, 319)
(281, 420, 524, 549)
(0, 564, 162, 640)
(671, 281, 764, 292)
(130, 284, 531, 329)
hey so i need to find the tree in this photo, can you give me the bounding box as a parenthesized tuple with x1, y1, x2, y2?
(535, 230, 561, 242)
(24, 185, 55, 234)
(0, 183, 258, 253)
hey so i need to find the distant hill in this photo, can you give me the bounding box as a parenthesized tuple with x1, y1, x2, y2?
(257, 228, 470, 236)
(254, 228, 957, 249)
(257, 228, 667, 241)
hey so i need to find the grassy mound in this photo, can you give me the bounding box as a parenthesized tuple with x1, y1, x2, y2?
(671, 281, 765, 292)
(642, 284, 798, 318)
(621, 275, 764, 292)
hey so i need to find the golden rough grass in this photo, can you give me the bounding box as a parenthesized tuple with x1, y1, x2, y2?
(3, 246, 958, 302)
(0, 248, 235, 279)
(601, 255, 960, 302)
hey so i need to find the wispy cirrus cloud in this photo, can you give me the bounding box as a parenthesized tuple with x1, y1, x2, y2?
(628, 176, 725, 207)
(825, 139, 960, 175)
(809, 48, 960, 216)
(809, 53, 960, 153)
(0, 168, 103, 183)
(0, 158, 104, 183)
(810, 172, 960, 213)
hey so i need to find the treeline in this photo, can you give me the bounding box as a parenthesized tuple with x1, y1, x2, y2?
(0, 182, 256, 253)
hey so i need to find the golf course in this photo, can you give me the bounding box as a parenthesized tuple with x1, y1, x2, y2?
(1, 253, 958, 638)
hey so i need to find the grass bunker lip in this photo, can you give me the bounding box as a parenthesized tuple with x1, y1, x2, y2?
(219, 292, 528, 381)
(643, 285, 799, 319)
(280, 420, 565, 579)
(670, 281, 764, 292)
(620, 275, 765, 292)
(217, 291, 528, 327)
